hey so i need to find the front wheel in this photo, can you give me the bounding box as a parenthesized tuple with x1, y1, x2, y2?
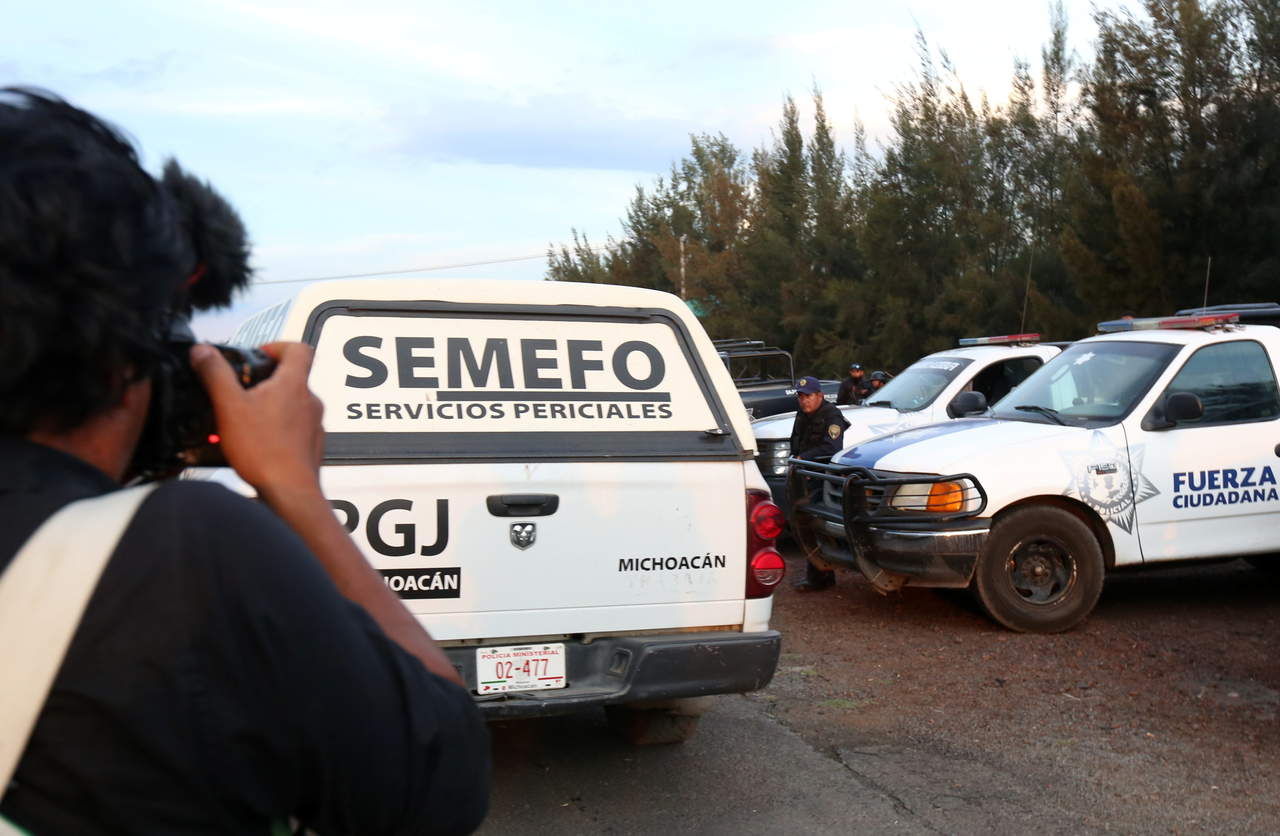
(973, 506, 1105, 633)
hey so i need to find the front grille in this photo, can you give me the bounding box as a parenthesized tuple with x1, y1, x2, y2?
(863, 484, 888, 513)
(790, 460, 987, 525)
(823, 473, 887, 513)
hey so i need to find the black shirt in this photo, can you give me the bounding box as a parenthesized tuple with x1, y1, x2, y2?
(790, 401, 851, 460)
(836, 377, 868, 406)
(0, 438, 489, 836)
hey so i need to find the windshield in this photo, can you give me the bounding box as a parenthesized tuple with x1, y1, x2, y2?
(865, 356, 973, 412)
(991, 341, 1181, 427)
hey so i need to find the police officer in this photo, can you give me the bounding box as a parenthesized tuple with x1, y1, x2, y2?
(866, 370, 891, 397)
(790, 376, 850, 592)
(836, 363, 869, 406)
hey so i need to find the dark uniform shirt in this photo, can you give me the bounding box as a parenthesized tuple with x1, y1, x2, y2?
(790, 401, 851, 460)
(836, 376, 868, 406)
(0, 438, 490, 836)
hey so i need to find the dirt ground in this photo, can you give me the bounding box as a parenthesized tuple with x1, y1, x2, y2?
(759, 549, 1280, 834)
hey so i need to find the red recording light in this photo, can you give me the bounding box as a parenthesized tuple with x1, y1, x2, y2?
(207, 434, 221, 444)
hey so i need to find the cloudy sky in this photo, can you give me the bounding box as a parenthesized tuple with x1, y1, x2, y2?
(4, 0, 1104, 338)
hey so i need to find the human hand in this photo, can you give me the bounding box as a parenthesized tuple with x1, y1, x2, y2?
(189, 341, 325, 498)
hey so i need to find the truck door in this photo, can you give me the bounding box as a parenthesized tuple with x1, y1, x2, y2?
(1132, 339, 1280, 560)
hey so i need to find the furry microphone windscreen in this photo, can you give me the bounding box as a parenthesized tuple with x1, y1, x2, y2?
(161, 159, 253, 312)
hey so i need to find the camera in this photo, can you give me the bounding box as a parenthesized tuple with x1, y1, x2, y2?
(128, 320, 276, 482)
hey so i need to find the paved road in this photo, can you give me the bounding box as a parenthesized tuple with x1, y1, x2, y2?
(478, 693, 923, 836)
(478, 688, 1107, 836)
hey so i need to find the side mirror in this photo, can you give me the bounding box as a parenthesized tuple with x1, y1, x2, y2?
(1165, 391, 1204, 423)
(948, 390, 988, 418)
(1144, 391, 1203, 431)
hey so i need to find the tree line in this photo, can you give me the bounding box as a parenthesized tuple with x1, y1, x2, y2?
(546, 0, 1280, 377)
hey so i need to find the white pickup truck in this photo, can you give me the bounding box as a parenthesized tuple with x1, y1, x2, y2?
(790, 312, 1280, 632)
(754, 335, 1061, 511)
(217, 278, 785, 741)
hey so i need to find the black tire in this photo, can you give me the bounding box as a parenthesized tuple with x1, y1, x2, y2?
(604, 698, 707, 745)
(973, 505, 1105, 633)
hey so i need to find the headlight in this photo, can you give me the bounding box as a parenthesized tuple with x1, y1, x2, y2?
(889, 478, 980, 513)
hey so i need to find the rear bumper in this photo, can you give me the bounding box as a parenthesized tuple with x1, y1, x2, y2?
(447, 630, 782, 718)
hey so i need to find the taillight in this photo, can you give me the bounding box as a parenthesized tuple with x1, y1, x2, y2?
(750, 500, 785, 540)
(746, 490, 785, 598)
(750, 549, 786, 588)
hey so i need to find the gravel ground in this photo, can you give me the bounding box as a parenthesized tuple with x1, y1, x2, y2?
(759, 550, 1280, 834)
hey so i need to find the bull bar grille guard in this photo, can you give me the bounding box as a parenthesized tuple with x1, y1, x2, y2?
(786, 457, 988, 530)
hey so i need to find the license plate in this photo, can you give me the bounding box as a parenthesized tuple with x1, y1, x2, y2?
(475, 643, 566, 693)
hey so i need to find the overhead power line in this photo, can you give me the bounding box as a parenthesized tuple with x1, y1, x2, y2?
(254, 252, 548, 286)
(253, 241, 618, 286)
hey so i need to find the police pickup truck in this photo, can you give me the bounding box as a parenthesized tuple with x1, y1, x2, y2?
(755, 335, 1061, 511)
(714, 338, 840, 419)
(789, 312, 1280, 633)
(216, 279, 786, 742)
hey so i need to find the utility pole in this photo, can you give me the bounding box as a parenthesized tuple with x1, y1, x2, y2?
(679, 234, 687, 300)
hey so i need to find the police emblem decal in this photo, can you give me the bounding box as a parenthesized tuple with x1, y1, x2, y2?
(1060, 431, 1159, 534)
(510, 522, 536, 550)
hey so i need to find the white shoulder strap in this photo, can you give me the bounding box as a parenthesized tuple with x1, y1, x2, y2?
(0, 484, 158, 796)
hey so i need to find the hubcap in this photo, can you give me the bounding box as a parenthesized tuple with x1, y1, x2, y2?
(1005, 536, 1076, 605)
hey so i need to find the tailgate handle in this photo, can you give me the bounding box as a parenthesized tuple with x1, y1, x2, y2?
(486, 494, 560, 517)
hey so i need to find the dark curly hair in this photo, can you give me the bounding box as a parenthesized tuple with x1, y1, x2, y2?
(0, 88, 251, 435)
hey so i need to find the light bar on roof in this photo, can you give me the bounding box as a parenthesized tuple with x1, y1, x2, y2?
(957, 333, 1041, 346)
(1097, 313, 1240, 333)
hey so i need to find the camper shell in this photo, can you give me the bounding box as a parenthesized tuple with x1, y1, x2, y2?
(211, 279, 785, 731)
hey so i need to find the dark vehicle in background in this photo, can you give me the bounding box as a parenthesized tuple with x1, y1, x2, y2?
(714, 339, 840, 419)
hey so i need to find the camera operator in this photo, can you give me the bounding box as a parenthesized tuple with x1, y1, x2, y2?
(0, 89, 489, 835)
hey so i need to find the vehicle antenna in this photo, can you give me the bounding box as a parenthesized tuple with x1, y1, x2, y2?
(1019, 248, 1034, 333)
(1202, 255, 1212, 310)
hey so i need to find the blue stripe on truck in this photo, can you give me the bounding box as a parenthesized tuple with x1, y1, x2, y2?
(834, 418, 1000, 468)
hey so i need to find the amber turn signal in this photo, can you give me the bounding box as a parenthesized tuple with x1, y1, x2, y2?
(926, 481, 965, 512)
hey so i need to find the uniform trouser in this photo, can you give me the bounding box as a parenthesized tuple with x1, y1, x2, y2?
(795, 473, 836, 587)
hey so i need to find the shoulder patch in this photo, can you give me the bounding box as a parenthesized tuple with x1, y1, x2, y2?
(827, 424, 842, 439)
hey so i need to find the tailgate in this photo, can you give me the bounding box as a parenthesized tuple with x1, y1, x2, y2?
(323, 460, 746, 640)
